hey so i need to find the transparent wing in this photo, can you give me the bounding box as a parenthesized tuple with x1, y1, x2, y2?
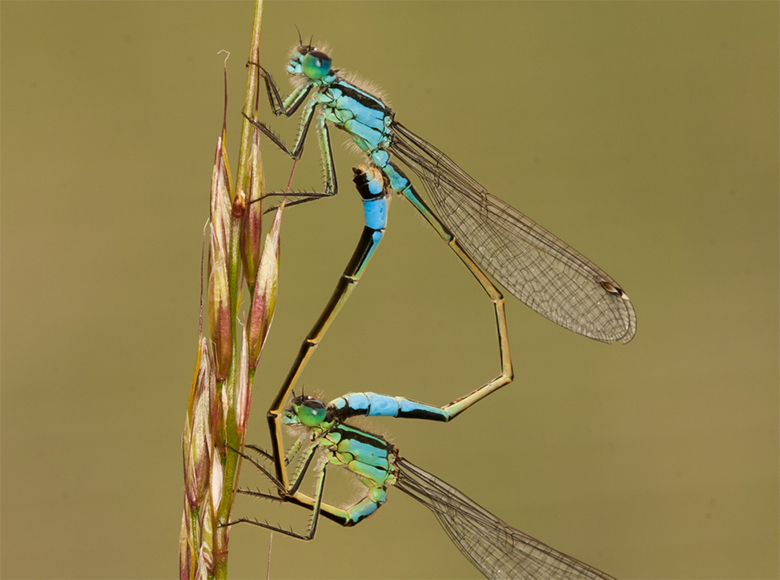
(395, 457, 617, 580)
(390, 121, 636, 344)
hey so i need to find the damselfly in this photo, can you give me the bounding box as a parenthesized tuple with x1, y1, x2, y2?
(230, 392, 617, 580)
(247, 45, 637, 484)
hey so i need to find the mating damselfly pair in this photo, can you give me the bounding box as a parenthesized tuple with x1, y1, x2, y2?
(229, 37, 635, 579)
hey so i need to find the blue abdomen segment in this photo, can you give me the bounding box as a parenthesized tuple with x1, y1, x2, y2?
(329, 392, 449, 422)
(363, 198, 388, 231)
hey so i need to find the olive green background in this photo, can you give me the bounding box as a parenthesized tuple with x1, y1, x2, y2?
(2, 1, 777, 579)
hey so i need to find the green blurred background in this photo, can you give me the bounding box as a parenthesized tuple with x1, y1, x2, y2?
(2, 1, 777, 578)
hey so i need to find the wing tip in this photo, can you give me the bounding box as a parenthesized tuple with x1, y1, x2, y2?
(597, 280, 637, 344)
(618, 293, 638, 344)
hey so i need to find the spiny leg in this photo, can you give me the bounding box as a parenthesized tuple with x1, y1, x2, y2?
(227, 456, 329, 541)
(243, 443, 275, 464)
(246, 61, 312, 117)
(316, 113, 338, 196)
(242, 100, 315, 160)
(244, 430, 317, 478)
(244, 109, 339, 213)
(259, 192, 331, 214)
(258, 111, 339, 208)
(228, 439, 315, 496)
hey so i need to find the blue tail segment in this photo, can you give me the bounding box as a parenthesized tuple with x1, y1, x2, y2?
(329, 392, 450, 422)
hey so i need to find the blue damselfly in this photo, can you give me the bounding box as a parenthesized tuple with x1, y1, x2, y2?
(231, 392, 617, 580)
(246, 47, 637, 486)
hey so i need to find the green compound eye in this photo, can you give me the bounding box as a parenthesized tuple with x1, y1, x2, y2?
(297, 398, 327, 427)
(302, 50, 332, 80)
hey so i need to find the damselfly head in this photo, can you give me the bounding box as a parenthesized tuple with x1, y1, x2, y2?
(288, 44, 332, 80)
(287, 395, 328, 428)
